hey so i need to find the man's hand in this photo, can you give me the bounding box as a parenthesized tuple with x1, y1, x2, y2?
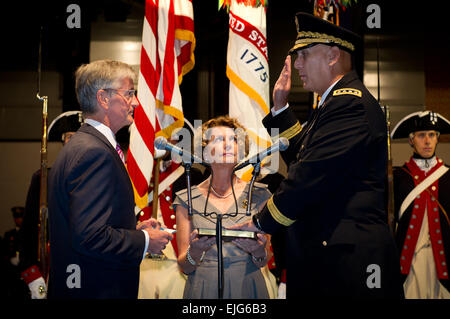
(136, 217, 160, 231)
(273, 55, 292, 110)
(142, 221, 174, 255)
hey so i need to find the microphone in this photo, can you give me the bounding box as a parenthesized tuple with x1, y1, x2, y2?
(233, 137, 289, 171)
(154, 136, 208, 166)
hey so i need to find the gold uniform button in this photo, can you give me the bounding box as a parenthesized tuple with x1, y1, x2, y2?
(322, 241, 327, 246)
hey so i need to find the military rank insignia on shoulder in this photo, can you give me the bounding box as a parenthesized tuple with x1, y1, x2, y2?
(333, 88, 362, 98)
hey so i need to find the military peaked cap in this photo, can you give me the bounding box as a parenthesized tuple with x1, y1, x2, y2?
(289, 12, 361, 54)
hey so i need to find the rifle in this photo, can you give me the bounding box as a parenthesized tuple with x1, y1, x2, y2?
(374, 34, 395, 233)
(385, 105, 396, 233)
(36, 26, 49, 280)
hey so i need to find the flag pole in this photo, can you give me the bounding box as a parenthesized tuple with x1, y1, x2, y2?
(152, 158, 161, 219)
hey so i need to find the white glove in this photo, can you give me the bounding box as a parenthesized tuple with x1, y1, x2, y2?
(10, 254, 19, 266)
(277, 282, 286, 299)
(29, 277, 47, 299)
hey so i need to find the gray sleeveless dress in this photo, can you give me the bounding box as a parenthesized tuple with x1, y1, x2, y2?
(173, 182, 271, 299)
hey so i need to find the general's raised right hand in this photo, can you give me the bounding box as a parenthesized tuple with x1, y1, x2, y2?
(273, 55, 292, 110)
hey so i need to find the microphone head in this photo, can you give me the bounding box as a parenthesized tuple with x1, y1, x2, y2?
(278, 137, 289, 151)
(154, 136, 168, 150)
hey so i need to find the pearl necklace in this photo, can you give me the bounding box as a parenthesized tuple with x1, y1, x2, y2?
(211, 185, 233, 198)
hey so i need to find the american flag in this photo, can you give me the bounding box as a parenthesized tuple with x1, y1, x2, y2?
(127, 0, 195, 210)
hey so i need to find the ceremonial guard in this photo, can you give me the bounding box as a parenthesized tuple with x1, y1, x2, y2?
(2, 207, 28, 299)
(391, 111, 450, 298)
(137, 123, 206, 299)
(19, 111, 84, 299)
(137, 156, 191, 299)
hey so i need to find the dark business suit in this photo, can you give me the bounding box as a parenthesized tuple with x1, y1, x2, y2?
(258, 71, 403, 298)
(47, 123, 145, 299)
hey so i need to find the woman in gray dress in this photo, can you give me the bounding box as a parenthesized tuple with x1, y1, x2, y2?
(173, 116, 274, 299)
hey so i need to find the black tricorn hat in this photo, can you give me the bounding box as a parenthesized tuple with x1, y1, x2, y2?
(47, 111, 84, 142)
(11, 206, 24, 218)
(391, 111, 450, 139)
(289, 12, 362, 54)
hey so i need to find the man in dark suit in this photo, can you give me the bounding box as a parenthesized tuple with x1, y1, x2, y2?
(231, 13, 402, 298)
(47, 60, 173, 299)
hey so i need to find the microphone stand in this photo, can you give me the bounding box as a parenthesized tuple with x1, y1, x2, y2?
(216, 212, 224, 299)
(246, 162, 261, 216)
(200, 168, 239, 299)
(204, 162, 261, 299)
(175, 138, 286, 298)
(180, 150, 263, 298)
(183, 161, 193, 216)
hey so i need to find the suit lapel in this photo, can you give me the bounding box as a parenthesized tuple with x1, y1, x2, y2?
(78, 124, 129, 175)
(79, 123, 115, 150)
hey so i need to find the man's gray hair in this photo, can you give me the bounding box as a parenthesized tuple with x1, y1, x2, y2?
(75, 60, 136, 114)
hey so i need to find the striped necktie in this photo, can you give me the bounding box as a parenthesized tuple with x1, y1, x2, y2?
(115, 143, 125, 164)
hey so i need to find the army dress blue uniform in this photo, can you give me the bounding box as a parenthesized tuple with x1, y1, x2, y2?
(256, 70, 403, 298)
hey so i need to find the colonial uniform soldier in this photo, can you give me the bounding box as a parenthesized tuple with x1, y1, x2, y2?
(231, 12, 403, 298)
(137, 156, 190, 299)
(3, 207, 28, 299)
(19, 111, 84, 299)
(137, 123, 206, 299)
(391, 111, 450, 298)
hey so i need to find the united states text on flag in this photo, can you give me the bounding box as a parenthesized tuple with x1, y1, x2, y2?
(226, 0, 274, 180)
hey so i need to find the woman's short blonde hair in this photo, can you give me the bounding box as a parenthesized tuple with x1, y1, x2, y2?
(198, 115, 250, 159)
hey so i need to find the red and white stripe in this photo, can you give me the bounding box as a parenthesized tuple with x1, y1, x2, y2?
(128, 0, 195, 199)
